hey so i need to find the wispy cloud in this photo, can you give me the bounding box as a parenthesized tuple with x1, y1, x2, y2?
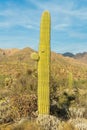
(0, 2, 40, 29)
(26, 0, 87, 41)
(0, 0, 87, 52)
(54, 23, 70, 31)
(1, 0, 87, 31)
(69, 31, 87, 39)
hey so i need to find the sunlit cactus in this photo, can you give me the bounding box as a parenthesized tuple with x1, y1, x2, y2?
(38, 11, 51, 115)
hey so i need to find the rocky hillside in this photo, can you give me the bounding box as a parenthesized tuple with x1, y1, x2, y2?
(0, 47, 87, 78)
(0, 47, 87, 128)
(74, 52, 87, 64)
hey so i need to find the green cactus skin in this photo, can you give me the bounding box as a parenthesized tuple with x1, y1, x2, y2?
(38, 11, 51, 115)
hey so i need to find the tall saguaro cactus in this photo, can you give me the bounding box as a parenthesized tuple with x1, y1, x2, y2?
(38, 11, 51, 115)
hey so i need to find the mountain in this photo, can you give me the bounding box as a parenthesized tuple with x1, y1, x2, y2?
(63, 52, 75, 57)
(63, 52, 87, 64)
(74, 52, 87, 64)
(0, 48, 19, 56)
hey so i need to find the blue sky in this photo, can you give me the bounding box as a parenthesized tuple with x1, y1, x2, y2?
(0, 0, 87, 53)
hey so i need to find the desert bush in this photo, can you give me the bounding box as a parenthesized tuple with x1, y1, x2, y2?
(69, 107, 86, 119)
(0, 75, 6, 88)
(0, 97, 14, 124)
(69, 118, 87, 130)
(36, 115, 60, 130)
(10, 94, 37, 121)
(0, 94, 37, 124)
(11, 69, 37, 95)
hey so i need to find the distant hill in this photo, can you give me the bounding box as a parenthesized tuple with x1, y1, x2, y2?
(63, 52, 87, 64)
(74, 52, 87, 64)
(63, 52, 75, 57)
(0, 48, 19, 56)
(0, 47, 87, 91)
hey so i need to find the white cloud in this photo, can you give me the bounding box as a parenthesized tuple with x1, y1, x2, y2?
(0, 22, 11, 28)
(54, 23, 70, 31)
(69, 31, 87, 39)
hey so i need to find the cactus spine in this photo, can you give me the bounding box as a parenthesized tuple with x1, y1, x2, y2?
(38, 11, 51, 115)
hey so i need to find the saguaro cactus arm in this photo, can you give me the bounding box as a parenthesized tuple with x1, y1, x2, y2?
(31, 52, 39, 61)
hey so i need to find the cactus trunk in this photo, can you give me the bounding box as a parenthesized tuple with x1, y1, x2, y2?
(38, 11, 51, 115)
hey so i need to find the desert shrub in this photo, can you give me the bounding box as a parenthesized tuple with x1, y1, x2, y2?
(0, 75, 6, 88)
(26, 68, 33, 75)
(10, 94, 37, 121)
(5, 77, 13, 88)
(74, 79, 87, 89)
(36, 115, 60, 130)
(11, 69, 37, 95)
(76, 94, 87, 116)
(0, 94, 37, 124)
(50, 92, 76, 120)
(0, 97, 14, 124)
(69, 118, 87, 130)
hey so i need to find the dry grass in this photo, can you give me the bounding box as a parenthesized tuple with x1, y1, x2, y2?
(58, 121, 78, 130)
(0, 120, 42, 130)
(0, 120, 80, 130)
